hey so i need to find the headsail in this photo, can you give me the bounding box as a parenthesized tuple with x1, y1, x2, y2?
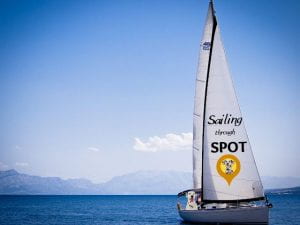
(193, 1, 216, 189)
(194, 1, 264, 202)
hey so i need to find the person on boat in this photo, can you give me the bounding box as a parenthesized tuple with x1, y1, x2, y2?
(196, 194, 202, 206)
(193, 193, 202, 209)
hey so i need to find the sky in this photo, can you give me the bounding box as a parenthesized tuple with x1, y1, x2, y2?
(0, 0, 299, 183)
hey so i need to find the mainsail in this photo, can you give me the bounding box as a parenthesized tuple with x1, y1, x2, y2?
(193, 1, 264, 202)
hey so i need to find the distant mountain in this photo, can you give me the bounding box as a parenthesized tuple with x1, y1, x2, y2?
(0, 169, 299, 195)
(0, 170, 192, 195)
(0, 169, 102, 195)
(99, 171, 192, 195)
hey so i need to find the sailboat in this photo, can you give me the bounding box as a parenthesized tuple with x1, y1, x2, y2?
(177, 1, 272, 224)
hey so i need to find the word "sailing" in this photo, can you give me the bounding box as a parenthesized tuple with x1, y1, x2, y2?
(208, 114, 243, 126)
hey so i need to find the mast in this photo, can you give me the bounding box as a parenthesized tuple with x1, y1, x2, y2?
(200, 0, 217, 201)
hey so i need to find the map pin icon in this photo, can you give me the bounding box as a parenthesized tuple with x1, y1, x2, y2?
(216, 154, 241, 185)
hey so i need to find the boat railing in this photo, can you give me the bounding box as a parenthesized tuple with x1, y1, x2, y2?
(177, 190, 267, 211)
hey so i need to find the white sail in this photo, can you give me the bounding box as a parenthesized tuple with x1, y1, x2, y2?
(193, 1, 215, 189)
(202, 24, 264, 201)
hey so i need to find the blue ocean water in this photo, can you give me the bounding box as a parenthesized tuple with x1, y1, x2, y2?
(0, 194, 299, 225)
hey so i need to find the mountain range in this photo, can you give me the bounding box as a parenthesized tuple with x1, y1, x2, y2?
(0, 169, 299, 195)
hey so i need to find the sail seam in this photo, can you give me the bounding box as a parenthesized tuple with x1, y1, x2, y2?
(203, 172, 263, 182)
(203, 157, 264, 165)
(193, 147, 201, 151)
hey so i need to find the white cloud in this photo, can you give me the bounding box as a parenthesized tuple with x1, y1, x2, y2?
(15, 162, 29, 167)
(134, 132, 192, 152)
(88, 147, 100, 152)
(0, 162, 9, 170)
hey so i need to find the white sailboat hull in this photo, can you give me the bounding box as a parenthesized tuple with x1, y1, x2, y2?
(178, 206, 269, 224)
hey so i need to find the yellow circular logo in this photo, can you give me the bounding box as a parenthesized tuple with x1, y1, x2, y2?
(216, 154, 241, 185)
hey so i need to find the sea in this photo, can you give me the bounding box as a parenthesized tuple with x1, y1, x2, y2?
(0, 193, 299, 225)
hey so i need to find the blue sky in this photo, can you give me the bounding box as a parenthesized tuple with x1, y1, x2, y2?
(0, 0, 299, 182)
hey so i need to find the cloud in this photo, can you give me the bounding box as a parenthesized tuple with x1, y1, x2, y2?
(15, 145, 22, 150)
(88, 147, 100, 152)
(15, 162, 29, 167)
(134, 132, 192, 152)
(0, 162, 9, 170)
